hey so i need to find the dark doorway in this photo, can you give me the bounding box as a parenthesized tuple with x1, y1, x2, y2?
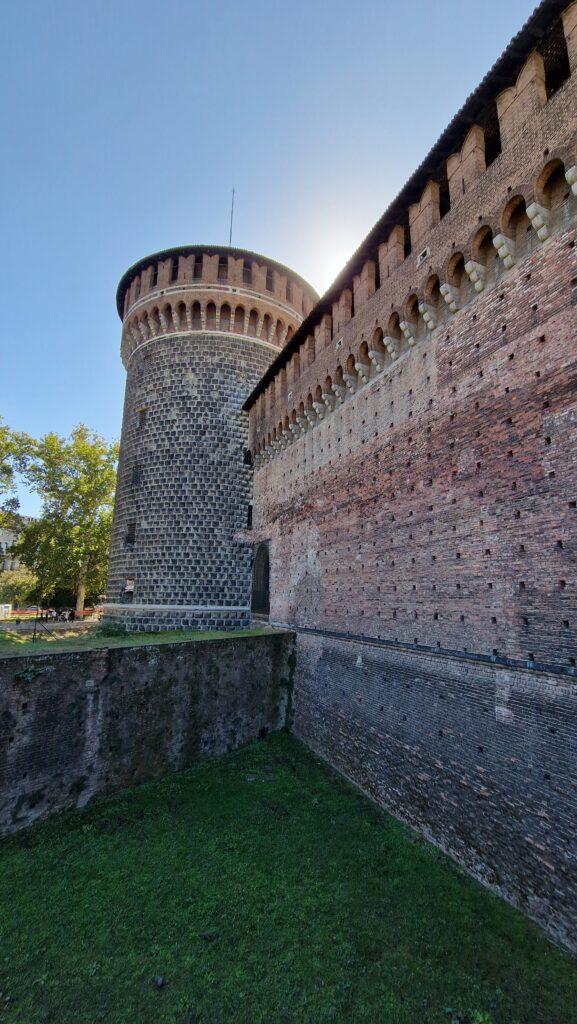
(251, 542, 270, 616)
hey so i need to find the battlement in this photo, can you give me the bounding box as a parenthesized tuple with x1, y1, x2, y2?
(245, 0, 577, 445)
(116, 245, 318, 368)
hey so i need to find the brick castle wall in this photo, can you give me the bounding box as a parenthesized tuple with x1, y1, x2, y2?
(247, 3, 577, 951)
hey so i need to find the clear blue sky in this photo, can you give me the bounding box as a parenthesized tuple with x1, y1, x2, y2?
(2, 0, 534, 514)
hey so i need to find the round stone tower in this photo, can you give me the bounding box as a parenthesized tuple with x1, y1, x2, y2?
(104, 245, 317, 631)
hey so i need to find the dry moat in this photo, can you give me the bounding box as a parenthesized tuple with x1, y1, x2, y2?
(0, 732, 576, 1024)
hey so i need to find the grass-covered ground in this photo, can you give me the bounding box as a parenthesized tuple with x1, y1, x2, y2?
(0, 625, 272, 657)
(0, 734, 575, 1024)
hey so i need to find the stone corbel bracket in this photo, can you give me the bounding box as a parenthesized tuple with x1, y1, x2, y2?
(464, 259, 486, 292)
(418, 302, 437, 331)
(440, 283, 460, 312)
(526, 202, 550, 240)
(493, 233, 516, 269)
(399, 320, 417, 346)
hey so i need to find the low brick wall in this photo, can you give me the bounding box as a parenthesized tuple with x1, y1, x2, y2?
(292, 630, 577, 955)
(0, 632, 294, 835)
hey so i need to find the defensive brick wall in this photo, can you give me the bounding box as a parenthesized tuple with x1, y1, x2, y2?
(0, 633, 294, 835)
(246, 1, 577, 952)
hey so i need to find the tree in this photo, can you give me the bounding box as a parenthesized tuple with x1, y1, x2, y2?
(0, 417, 19, 527)
(0, 566, 37, 608)
(15, 426, 118, 613)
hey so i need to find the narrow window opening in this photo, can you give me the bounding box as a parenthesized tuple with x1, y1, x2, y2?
(125, 522, 136, 546)
(193, 253, 203, 279)
(150, 264, 158, 287)
(435, 162, 451, 218)
(251, 542, 270, 616)
(243, 259, 252, 285)
(538, 17, 571, 99)
(170, 257, 179, 282)
(480, 100, 502, 167)
(403, 228, 412, 259)
(218, 255, 228, 282)
(266, 267, 274, 292)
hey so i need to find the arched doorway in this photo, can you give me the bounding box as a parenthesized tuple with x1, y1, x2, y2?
(251, 542, 270, 616)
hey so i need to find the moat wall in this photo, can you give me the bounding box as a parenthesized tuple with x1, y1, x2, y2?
(292, 631, 577, 954)
(0, 633, 294, 835)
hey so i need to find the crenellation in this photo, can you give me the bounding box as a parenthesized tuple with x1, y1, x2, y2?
(496, 51, 548, 148)
(447, 124, 487, 205)
(252, 141, 577, 444)
(409, 180, 441, 251)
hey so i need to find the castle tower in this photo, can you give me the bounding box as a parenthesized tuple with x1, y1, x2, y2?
(104, 245, 317, 631)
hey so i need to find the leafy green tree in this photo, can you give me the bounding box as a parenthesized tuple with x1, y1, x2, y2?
(0, 417, 19, 527)
(0, 566, 38, 609)
(15, 426, 118, 613)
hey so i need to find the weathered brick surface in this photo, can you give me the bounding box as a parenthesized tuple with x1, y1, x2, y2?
(252, 227, 577, 665)
(247, 5, 577, 952)
(293, 632, 577, 953)
(0, 633, 294, 834)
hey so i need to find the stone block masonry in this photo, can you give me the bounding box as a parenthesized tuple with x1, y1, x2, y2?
(107, 332, 273, 630)
(0, 632, 294, 835)
(105, 246, 317, 632)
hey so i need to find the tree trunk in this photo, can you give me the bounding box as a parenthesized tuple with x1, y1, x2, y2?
(75, 578, 86, 615)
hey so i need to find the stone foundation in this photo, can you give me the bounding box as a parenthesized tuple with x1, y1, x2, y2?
(102, 603, 251, 633)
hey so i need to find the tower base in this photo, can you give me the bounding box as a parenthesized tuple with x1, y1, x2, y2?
(102, 603, 251, 633)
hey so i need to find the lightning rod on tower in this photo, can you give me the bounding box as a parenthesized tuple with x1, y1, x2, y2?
(229, 187, 235, 245)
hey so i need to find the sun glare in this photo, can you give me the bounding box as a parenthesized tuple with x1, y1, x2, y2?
(313, 241, 358, 295)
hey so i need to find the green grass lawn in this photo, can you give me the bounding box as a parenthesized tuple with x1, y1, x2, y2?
(0, 625, 273, 657)
(0, 734, 575, 1024)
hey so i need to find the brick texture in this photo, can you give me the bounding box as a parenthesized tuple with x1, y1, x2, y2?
(247, 6, 577, 953)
